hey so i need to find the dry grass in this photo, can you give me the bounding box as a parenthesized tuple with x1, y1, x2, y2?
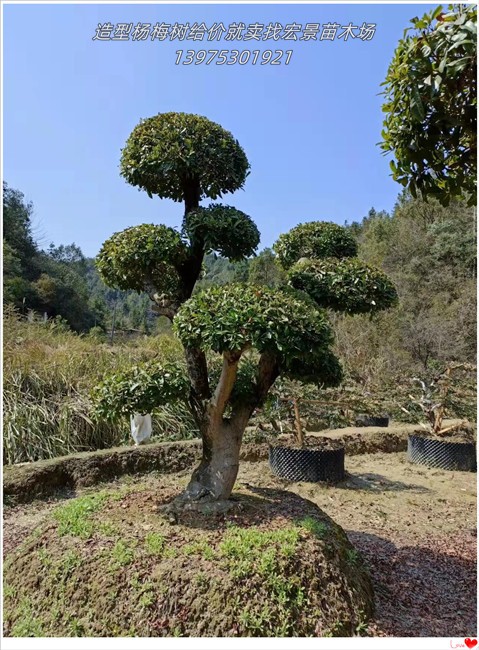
(3, 307, 196, 464)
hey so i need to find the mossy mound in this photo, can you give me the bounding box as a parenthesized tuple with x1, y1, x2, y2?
(3, 483, 374, 637)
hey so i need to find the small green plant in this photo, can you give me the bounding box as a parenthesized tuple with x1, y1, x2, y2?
(346, 549, 360, 567)
(145, 532, 165, 555)
(355, 613, 369, 636)
(53, 493, 108, 538)
(238, 605, 273, 634)
(110, 541, 135, 568)
(219, 525, 299, 579)
(37, 548, 53, 568)
(69, 618, 86, 636)
(218, 524, 309, 635)
(98, 521, 119, 537)
(324, 619, 348, 637)
(182, 539, 215, 560)
(10, 598, 44, 637)
(300, 516, 329, 539)
(139, 590, 155, 608)
(193, 572, 209, 589)
(54, 550, 82, 579)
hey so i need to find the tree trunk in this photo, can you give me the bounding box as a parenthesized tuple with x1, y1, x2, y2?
(181, 351, 279, 503)
(183, 179, 200, 216)
(184, 421, 243, 501)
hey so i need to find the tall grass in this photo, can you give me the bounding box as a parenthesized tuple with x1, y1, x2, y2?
(3, 307, 197, 465)
(4, 307, 475, 465)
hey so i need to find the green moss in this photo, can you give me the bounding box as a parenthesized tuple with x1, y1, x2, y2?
(219, 525, 299, 578)
(218, 525, 309, 635)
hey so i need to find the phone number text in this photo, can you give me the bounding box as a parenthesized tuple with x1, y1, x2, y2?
(175, 49, 293, 65)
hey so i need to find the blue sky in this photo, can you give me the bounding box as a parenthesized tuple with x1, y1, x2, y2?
(4, 2, 434, 257)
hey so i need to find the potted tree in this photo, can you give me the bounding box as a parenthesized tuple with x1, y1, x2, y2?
(268, 396, 347, 483)
(404, 363, 476, 471)
(267, 223, 398, 483)
(93, 112, 398, 511)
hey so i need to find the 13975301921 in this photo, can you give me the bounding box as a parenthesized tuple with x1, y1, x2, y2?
(175, 49, 294, 65)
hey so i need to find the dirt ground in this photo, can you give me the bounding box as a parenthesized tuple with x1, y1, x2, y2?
(3, 450, 477, 637)
(238, 451, 477, 637)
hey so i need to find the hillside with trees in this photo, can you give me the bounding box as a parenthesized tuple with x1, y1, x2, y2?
(336, 192, 476, 389)
(4, 179, 475, 377)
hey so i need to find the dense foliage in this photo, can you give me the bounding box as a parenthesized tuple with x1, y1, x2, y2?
(92, 361, 189, 421)
(96, 224, 188, 295)
(3, 184, 98, 332)
(274, 222, 358, 270)
(288, 258, 398, 314)
(338, 193, 476, 387)
(120, 112, 250, 201)
(182, 204, 260, 261)
(381, 4, 477, 205)
(174, 284, 334, 359)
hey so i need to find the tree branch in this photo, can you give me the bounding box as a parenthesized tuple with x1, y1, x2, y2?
(256, 350, 281, 402)
(231, 350, 279, 431)
(150, 302, 177, 321)
(209, 351, 242, 426)
(185, 347, 211, 401)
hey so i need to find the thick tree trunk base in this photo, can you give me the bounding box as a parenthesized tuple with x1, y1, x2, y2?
(159, 494, 239, 523)
(159, 431, 243, 521)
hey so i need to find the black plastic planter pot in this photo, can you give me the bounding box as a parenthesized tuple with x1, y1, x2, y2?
(269, 444, 345, 483)
(408, 433, 477, 472)
(355, 415, 389, 428)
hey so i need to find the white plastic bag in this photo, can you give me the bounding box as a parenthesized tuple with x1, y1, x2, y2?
(130, 413, 152, 446)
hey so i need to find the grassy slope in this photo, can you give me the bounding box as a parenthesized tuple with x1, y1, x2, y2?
(3, 481, 374, 637)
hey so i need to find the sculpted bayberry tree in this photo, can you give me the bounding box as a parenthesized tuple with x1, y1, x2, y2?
(94, 112, 397, 509)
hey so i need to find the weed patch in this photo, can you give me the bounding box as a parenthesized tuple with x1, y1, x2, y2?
(53, 493, 109, 538)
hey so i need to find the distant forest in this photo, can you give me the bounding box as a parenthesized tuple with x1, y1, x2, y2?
(3, 181, 476, 373)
